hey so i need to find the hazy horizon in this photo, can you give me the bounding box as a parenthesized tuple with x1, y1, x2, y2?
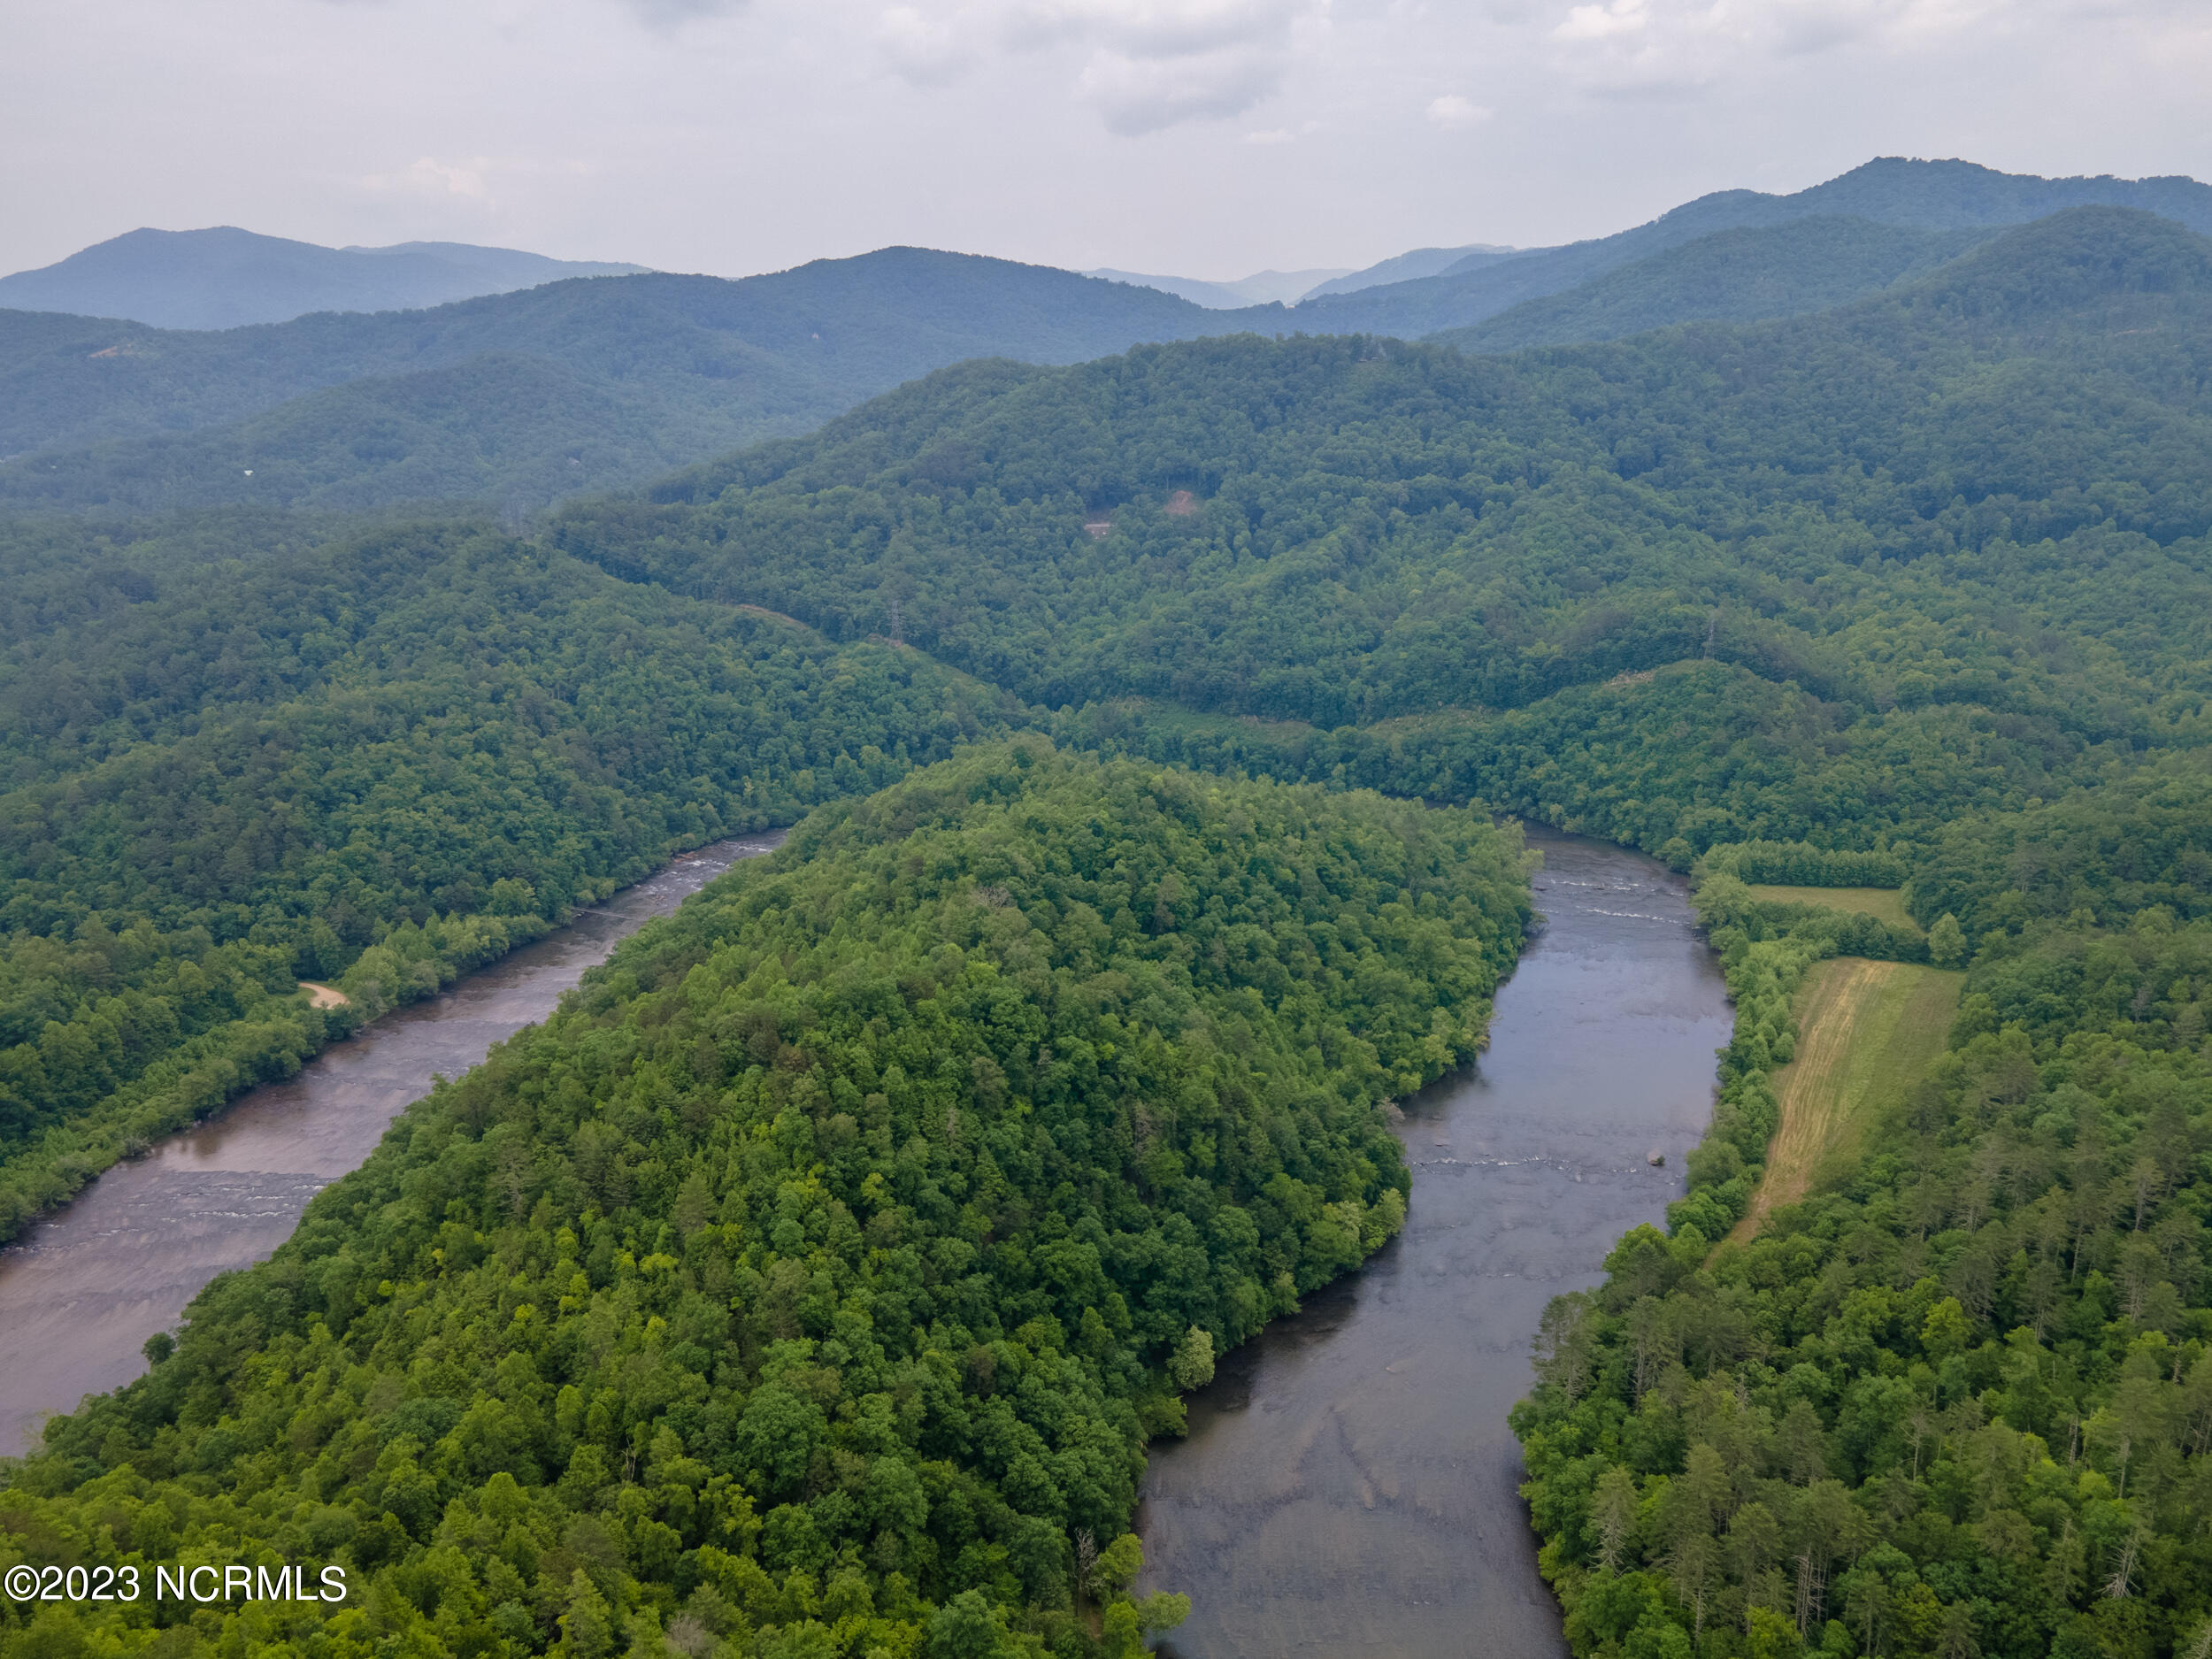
(4, 0, 2208, 286)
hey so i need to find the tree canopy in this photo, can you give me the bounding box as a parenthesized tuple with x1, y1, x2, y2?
(0, 745, 1526, 1658)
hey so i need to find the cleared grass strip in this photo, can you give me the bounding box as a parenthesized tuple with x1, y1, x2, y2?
(1727, 956, 1963, 1244)
(1745, 883, 1920, 933)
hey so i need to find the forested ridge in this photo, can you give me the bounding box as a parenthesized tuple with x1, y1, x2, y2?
(1286, 156, 2212, 338)
(0, 746, 1528, 1657)
(0, 251, 1240, 517)
(534, 205, 2212, 1656)
(5, 189, 2212, 1659)
(11, 158, 2205, 521)
(1429, 218, 1997, 356)
(0, 508, 1017, 1240)
(560, 207, 2212, 861)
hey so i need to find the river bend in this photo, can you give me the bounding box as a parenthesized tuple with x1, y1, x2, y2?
(1139, 831, 1733, 1658)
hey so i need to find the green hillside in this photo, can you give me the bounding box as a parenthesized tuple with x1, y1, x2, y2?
(558, 209, 2212, 827)
(6, 195, 2212, 1659)
(0, 508, 1021, 1238)
(1432, 218, 1995, 354)
(12, 162, 2205, 518)
(0, 251, 1245, 514)
(0, 747, 1527, 1658)
(13, 159, 2208, 519)
(1296, 155, 2212, 337)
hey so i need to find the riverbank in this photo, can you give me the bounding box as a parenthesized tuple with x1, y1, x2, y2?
(0, 833, 782, 1455)
(1137, 830, 1733, 1659)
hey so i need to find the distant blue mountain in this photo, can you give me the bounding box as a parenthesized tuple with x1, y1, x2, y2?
(1084, 267, 1351, 308)
(1301, 243, 1522, 300)
(0, 227, 649, 330)
(1295, 157, 2212, 335)
(0, 246, 1237, 511)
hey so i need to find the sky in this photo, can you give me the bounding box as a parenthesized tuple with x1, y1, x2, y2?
(3, 0, 2208, 283)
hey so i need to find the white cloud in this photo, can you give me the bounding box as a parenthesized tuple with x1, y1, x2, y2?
(999, 0, 1315, 134)
(1244, 127, 1294, 142)
(1075, 43, 1285, 134)
(1426, 93, 1490, 128)
(1554, 0, 1647, 41)
(877, 5, 979, 84)
(1543, 0, 2013, 94)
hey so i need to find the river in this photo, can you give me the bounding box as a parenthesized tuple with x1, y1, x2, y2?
(0, 833, 784, 1456)
(1137, 830, 1734, 1658)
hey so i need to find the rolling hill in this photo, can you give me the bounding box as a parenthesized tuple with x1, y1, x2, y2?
(560, 206, 2212, 734)
(1292, 155, 2212, 335)
(8, 159, 2208, 518)
(1082, 266, 1349, 307)
(1430, 216, 1998, 353)
(0, 249, 1257, 512)
(11, 195, 2212, 1659)
(0, 226, 647, 331)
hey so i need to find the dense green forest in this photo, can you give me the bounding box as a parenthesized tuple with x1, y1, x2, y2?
(6, 185, 2212, 1659)
(1509, 864, 2212, 1659)
(11, 158, 2204, 519)
(0, 251, 1238, 516)
(558, 207, 2212, 858)
(523, 204, 2212, 1656)
(0, 746, 1529, 1656)
(1432, 219, 1995, 356)
(1290, 156, 2212, 337)
(0, 507, 1017, 1240)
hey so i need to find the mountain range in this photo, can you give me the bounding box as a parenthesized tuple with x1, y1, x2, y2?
(0, 227, 646, 331)
(10, 160, 2212, 1659)
(5, 157, 2208, 516)
(1082, 266, 1350, 308)
(1290, 154, 2212, 335)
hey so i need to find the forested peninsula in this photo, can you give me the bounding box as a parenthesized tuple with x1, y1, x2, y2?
(4, 198, 2212, 1657)
(0, 747, 1527, 1656)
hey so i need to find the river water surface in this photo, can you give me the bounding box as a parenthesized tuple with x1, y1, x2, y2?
(1139, 831, 1733, 1658)
(0, 833, 784, 1455)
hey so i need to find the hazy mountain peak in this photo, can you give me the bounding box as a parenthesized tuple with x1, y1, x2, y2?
(1650, 156, 2212, 238)
(0, 226, 649, 331)
(1084, 266, 1345, 309)
(1898, 203, 2212, 316)
(1302, 244, 1522, 300)
(1290, 156, 2212, 338)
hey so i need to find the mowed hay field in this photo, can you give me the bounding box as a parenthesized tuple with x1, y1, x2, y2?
(1727, 956, 1964, 1245)
(1745, 884, 1920, 932)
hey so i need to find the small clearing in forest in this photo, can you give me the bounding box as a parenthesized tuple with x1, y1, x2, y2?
(299, 981, 349, 1009)
(1746, 883, 1919, 933)
(1726, 956, 1961, 1245)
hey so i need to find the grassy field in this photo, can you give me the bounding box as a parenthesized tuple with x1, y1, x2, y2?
(1746, 883, 1919, 932)
(1726, 956, 1963, 1244)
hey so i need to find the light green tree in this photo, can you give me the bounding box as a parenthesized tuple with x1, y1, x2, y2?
(1168, 1325, 1216, 1391)
(1928, 913, 1969, 969)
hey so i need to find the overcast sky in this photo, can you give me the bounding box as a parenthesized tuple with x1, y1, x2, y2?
(4, 0, 2208, 282)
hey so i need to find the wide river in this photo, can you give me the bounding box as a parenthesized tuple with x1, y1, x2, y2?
(1139, 830, 1733, 1658)
(0, 826, 1730, 1656)
(0, 833, 784, 1456)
